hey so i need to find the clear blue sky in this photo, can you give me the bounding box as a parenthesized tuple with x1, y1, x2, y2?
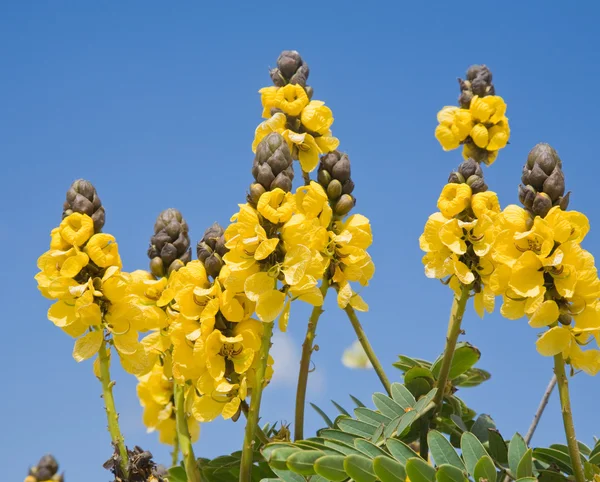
(2, 2, 600, 480)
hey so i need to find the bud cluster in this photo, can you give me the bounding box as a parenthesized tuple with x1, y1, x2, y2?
(318, 151, 356, 216)
(519, 143, 569, 218)
(196, 222, 228, 278)
(62, 179, 105, 233)
(448, 158, 488, 194)
(148, 208, 192, 277)
(269, 50, 310, 89)
(249, 132, 295, 203)
(25, 455, 63, 482)
(458, 65, 495, 108)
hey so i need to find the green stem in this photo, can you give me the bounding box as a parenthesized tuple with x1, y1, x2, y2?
(419, 418, 429, 460)
(341, 298, 391, 395)
(98, 340, 129, 477)
(524, 374, 557, 445)
(554, 355, 585, 482)
(295, 279, 329, 441)
(171, 424, 180, 467)
(240, 321, 274, 482)
(174, 384, 201, 482)
(432, 284, 470, 411)
(241, 400, 270, 445)
(302, 171, 311, 185)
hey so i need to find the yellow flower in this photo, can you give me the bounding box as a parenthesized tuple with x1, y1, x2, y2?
(471, 191, 501, 220)
(283, 130, 321, 172)
(252, 113, 287, 152)
(272, 83, 309, 116)
(257, 188, 296, 224)
(301, 100, 334, 135)
(35, 248, 89, 297)
(437, 183, 471, 218)
(47, 289, 101, 338)
(170, 320, 207, 383)
(244, 271, 285, 322)
(493, 215, 554, 268)
(435, 106, 473, 150)
(469, 95, 507, 124)
(259, 86, 279, 118)
(59, 213, 94, 246)
(462, 143, 499, 166)
(192, 375, 247, 422)
(295, 182, 333, 227)
(487, 121, 510, 150)
(314, 130, 340, 154)
(50, 227, 71, 250)
(85, 233, 122, 268)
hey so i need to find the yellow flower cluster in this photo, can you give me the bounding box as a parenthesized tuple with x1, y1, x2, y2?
(137, 363, 199, 444)
(253, 84, 339, 172)
(435, 95, 510, 165)
(492, 205, 600, 374)
(420, 184, 502, 317)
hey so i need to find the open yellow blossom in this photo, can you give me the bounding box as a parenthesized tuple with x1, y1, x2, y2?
(272, 83, 309, 116)
(252, 113, 287, 152)
(300, 100, 334, 135)
(193, 375, 248, 422)
(435, 106, 473, 150)
(257, 188, 295, 224)
(50, 227, 71, 250)
(259, 86, 279, 118)
(437, 183, 472, 218)
(244, 271, 285, 322)
(283, 130, 321, 172)
(471, 191, 501, 220)
(85, 233, 122, 268)
(470, 95, 507, 124)
(35, 248, 89, 297)
(59, 213, 95, 246)
(295, 182, 333, 227)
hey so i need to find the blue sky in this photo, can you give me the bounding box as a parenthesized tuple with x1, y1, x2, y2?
(2, 1, 600, 480)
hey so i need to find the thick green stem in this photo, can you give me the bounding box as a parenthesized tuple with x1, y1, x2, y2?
(241, 400, 270, 445)
(554, 355, 585, 482)
(174, 384, 201, 482)
(240, 321, 274, 482)
(171, 424, 180, 467)
(432, 284, 470, 412)
(341, 298, 391, 395)
(98, 340, 129, 477)
(295, 279, 329, 441)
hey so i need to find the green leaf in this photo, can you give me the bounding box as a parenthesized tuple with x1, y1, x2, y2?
(394, 355, 429, 372)
(323, 440, 361, 456)
(448, 343, 481, 380)
(435, 464, 468, 482)
(533, 447, 573, 474)
(471, 414, 495, 443)
(354, 439, 390, 459)
(373, 455, 407, 482)
(343, 454, 377, 482)
(331, 400, 351, 416)
(405, 366, 435, 384)
(313, 455, 347, 482)
(391, 382, 417, 409)
(294, 441, 342, 456)
(589, 451, 600, 465)
(406, 377, 434, 399)
(428, 430, 464, 469)
(473, 455, 497, 482)
(320, 429, 359, 447)
(460, 432, 489, 476)
(383, 415, 403, 439)
(286, 450, 323, 475)
(550, 443, 590, 459)
(396, 410, 419, 438)
(168, 466, 188, 482)
(337, 417, 378, 438)
(387, 439, 419, 464)
(350, 394, 366, 407)
(488, 429, 508, 465)
(515, 478, 537, 482)
(371, 423, 385, 444)
(406, 457, 436, 482)
(271, 467, 307, 482)
(373, 392, 405, 418)
(269, 447, 302, 471)
(453, 368, 491, 388)
(355, 407, 392, 425)
(508, 433, 528, 477)
(310, 403, 334, 428)
(537, 470, 570, 482)
(414, 389, 438, 415)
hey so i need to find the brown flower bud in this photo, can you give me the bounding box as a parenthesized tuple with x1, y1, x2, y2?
(448, 172, 465, 184)
(543, 167, 565, 200)
(327, 179, 343, 200)
(334, 194, 355, 216)
(197, 223, 228, 278)
(248, 183, 266, 205)
(526, 143, 561, 174)
(458, 65, 495, 108)
(533, 192, 553, 217)
(318, 169, 332, 187)
(252, 133, 294, 192)
(518, 184, 536, 210)
(63, 179, 105, 232)
(559, 192, 571, 210)
(270, 50, 310, 87)
(148, 209, 191, 275)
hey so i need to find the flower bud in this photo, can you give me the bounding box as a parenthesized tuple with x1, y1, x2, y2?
(148, 208, 191, 275)
(467, 176, 488, 194)
(518, 184, 536, 210)
(457, 158, 482, 179)
(543, 167, 565, 200)
(526, 143, 561, 174)
(448, 172, 465, 184)
(327, 179, 343, 200)
(334, 194, 355, 216)
(270, 50, 310, 87)
(559, 313, 572, 326)
(252, 133, 294, 192)
(532, 192, 553, 218)
(318, 169, 332, 187)
(248, 183, 266, 205)
(342, 179, 355, 195)
(63, 179, 105, 232)
(197, 223, 228, 278)
(458, 65, 494, 108)
(559, 192, 570, 211)
(150, 257, 165, 278)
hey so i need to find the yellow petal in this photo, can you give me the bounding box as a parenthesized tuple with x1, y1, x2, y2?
(528, 300, 560, 328)
(536, 327, 572, 357)
(470, 124, 489, 148)
(73, 330, 104, 362)
(256, 290, 286, 322)
(244, 272, 275, 302)
(255, 238, 279, 260)
(278, 299, 291, 332)
(349, 294, 369, 312)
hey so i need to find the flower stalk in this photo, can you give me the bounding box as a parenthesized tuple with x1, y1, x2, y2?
(240, 320, 275, 482)
(524, 374, 557, 445)
(341, 297, 391, 395)
(554, 355, 585, 482)
(432, 284, 470, 411)
(98, 338, 128, 478)
(174, 384, 201, 482)
(295, 279, 330, 441)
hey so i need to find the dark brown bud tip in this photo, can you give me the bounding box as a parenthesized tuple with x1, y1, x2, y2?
(466, 175, 488, 194)
(543, 167, 565, 200)
(533, 192, 553, 218)
(458, 158, 483, 179)
(526, 143, 562, 174)
(63, 179, 105, 232)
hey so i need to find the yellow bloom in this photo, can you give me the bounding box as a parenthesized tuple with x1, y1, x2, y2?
(192, 375, 247, 422)
(244, 271, 285, 322)
(50, 227, 71, 250)
(314, 130, 340, 154)
(257, 188, 296, 224)
(272, 83, 309, 116)
(295, 182, 333, 227)
(435, 106, 473, 150)
(469, 95, 507, 124)
(471, 191, 501, 220)
(252, 113, 286, 152)
(283, 130, 321, 172)
(487, 121, 510, 150)
(85, 233, 122, 268)
(72, 329, 104, 362)
(259, 86, 279, 118)
(301, 100, 334, 135)
(35, 248, 89, 297)
(437, 183, 471, 218)
(59, 213, 94, 246)
(47, 289, 101, 338)
(494, 215, 554, 268)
